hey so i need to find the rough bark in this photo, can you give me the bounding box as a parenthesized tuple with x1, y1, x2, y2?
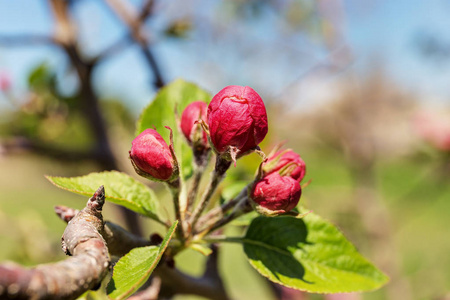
(55, 207, 230, 300)
(55, 205, 151, 257)
(0, 186, 110, 300)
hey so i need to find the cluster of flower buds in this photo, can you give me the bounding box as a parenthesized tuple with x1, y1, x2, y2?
(250, 148, 306, 216)
(129, 84, 306, 220)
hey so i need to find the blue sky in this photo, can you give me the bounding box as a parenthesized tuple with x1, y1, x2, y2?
(345, 0, 450, 98)
(1, 0, 450, 113)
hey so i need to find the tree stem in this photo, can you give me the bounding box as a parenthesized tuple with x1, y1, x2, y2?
(197, 197, 252, 236)
(185, 167, 203, 216)
(195, 187, 248, 232)
(189, 155, 231, 230)
(167, 179, 185, 241)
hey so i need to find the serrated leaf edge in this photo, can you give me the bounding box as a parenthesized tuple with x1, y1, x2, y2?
(243, 215, 389, 294)
(45, 171, 163, 222)
(108, 221, 178, 300)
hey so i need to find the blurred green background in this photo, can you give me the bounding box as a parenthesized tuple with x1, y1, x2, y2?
(1, 1, 450, 299)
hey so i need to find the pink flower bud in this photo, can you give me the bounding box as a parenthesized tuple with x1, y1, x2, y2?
(263, 149, 306, 182)
(0, 71, 11, 92)
(180, 101, 208, 147)
(207, 86, 268, 155)
(250, 173, 302, 216)
(413, 111, 450, 151)
(129, 129, 175, 181)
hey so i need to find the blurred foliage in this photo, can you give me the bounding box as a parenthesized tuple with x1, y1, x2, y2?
(220, 0, 332, 41)
(0, 63, 134, 151)
(165, 18, 193, 39)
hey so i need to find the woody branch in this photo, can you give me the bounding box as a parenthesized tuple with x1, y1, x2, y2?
(0, 186, 110, 300)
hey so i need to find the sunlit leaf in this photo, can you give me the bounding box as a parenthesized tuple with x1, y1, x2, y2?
(46, 171, 164, 224)
(107, 221, 178, 300)
(243, 214, 389, 293)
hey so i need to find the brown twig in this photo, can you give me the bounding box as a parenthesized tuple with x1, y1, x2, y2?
(138, 0, 155, 22)
(103, 0, 165, 89)
(0, 186, 110, 300)
(156, 245, 229, 300)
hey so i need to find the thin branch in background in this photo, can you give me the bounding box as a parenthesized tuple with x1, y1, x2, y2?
(156, 245, 230, 300)
(139, 0, 156, 22)
(92, 35, 133, 63)
(0, 0, 170, 237)
(103, 0, 165, 89)
(49, 0, 77, 46)
(202, 244, 227, 292)
(0, 35, 57, 46)
(0, 137, 97, 162)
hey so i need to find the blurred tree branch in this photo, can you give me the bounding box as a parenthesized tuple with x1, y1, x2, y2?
(0, 137, 98, 162)
(103, 0, 165, 89)
(0, 0, 170, 236)
(47, 0, 147, 236)
(0, 35, 56, 46)
(156, 245, 229, 300)
(93, 35, 133, 63)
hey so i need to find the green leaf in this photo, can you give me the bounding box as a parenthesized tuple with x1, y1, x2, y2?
(107, 221, 178, 300)
(46, 171, 164, 223)
(243, 213, 389, 293)
(28, 63, 51, 87)
(136, 79, 211, 180)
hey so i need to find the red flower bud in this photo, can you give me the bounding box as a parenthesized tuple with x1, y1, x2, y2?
(207, 85, 268, 155)
(180, 101, 208, 147)
(129, 129, 175, 181)
(263, 149, 306, 182)
(250, 173, 302, 216)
